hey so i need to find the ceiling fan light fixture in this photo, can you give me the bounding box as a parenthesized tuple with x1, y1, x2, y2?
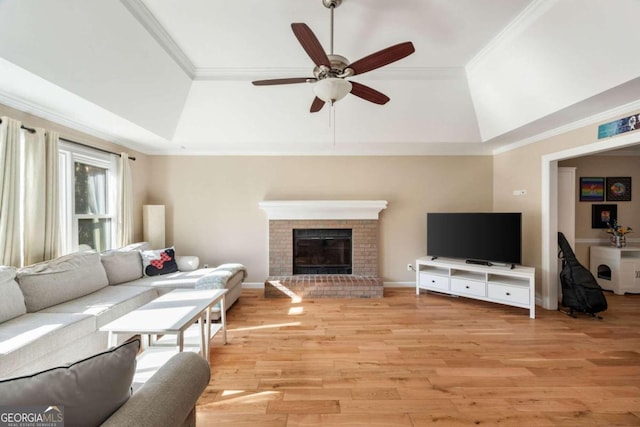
(313, 78, 352, 103)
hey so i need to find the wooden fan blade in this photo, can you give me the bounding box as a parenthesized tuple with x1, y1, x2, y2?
(291, 23, 331, 67)
(310, 97, 326, 113)
(350, 81, 390, 105)
(252, 77, 314, 86)
(348, 42, 415, 76)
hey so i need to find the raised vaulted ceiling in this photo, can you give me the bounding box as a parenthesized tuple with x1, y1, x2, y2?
(0, 0, 639, 155)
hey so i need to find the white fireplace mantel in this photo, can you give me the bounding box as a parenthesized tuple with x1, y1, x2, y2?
(259, 200, 388, 220)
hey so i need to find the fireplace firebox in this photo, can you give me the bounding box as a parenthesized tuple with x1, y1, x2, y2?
(293, 229, 352, 274)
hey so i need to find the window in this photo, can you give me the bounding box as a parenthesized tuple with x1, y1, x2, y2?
(59, 142, 117, 254)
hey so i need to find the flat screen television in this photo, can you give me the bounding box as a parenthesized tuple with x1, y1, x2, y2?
(427, 212, 522, 266)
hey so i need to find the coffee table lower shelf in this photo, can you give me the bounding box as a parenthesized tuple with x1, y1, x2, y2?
(133, 322, 224, 389)
(150, 322, 224, 349)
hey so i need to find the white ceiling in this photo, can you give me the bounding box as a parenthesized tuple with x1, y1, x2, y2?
(1, 0, 639, 155)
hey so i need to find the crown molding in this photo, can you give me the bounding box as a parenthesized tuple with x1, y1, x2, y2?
(120, 0, 466, 83)
(0, 90, 155, 154)
(194, 67, 311, 81)
(121, 0, 196, 78)
(466, 0, 558, 74)
(193, 66, 466, 81)
(492, 98, 640, 155)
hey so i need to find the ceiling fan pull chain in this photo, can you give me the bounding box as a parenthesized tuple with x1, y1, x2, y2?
(332, 104, 336, 147)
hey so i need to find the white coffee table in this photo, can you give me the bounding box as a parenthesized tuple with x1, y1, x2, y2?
(100, 288, 227, 362)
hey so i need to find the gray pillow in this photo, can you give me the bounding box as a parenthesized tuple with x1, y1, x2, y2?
(101, 251, 143, 285)
(17, 251, 109, 312)
(0, 339, 140, 427)
(0, 266, 26, 323)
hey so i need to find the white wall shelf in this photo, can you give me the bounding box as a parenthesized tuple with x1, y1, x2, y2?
(416, 256, 536, 318)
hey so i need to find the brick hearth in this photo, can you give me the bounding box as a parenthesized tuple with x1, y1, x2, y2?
(265, 275, 383, 299)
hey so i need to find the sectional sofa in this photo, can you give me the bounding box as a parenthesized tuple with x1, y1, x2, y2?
(1, 340, 211, 427)
(0, 245, 246, 379)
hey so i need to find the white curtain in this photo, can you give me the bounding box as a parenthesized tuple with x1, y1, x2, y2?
(0, 118, 59, 267)
(0, 117, 22, 266)
(43, 131, 60, 261)
(23, 128, 60, 264)
(23, 127, 46, 266)
(117, 152, 133, 247)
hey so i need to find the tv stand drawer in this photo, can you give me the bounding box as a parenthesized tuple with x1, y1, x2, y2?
(487, 283, 529, 305)
(451, 278, 486, 297)
(419, 273, 449, 291)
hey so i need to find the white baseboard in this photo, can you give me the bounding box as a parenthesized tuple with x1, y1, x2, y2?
(383, 282, 415, 288)
(242, 282, 265, 289)
(242, 281, 416, 289)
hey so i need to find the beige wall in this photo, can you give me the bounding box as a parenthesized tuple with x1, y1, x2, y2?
(493, 110, 640, 303)
(145, 156, 493, 283)
(0, 103, 150, 242)
(7, 100, 639, 303)
(559, 155, 640, 265)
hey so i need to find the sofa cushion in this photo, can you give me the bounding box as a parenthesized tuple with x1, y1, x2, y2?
(101, 250, 144, 285)
(141, 247, 178, 277)
(123, 268, 233, 291)
(0, 266, 26, 323)
(122, 267, 245, 320)
(0, 312, 96, 378)
(123, 267, 245, 300)
(101, 351, 211, 427)
(0, 339, 140, 426)
(194, 263, 247, 289)
(17, 251, 109, 312)
(40, 285, 158, 327)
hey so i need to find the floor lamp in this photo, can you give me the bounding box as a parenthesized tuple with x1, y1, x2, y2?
(143, 205, 165, 249)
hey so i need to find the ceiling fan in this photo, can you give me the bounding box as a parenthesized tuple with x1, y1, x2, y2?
(252, 0, 415, 113)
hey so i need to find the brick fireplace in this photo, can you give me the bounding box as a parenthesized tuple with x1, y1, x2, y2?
(269, 219, 378, 276)
(293, 228, 353, 274)
(259, 200, 387, 298)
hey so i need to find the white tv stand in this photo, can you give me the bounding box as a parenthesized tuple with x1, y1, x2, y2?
(415, 256, 535, 318)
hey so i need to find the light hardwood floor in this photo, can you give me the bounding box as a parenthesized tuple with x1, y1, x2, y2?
(197, 288, 640, 426)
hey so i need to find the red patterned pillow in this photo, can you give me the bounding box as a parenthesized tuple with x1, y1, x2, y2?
(140, 247, 179, 277)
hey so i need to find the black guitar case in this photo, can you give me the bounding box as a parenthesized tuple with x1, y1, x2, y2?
(558, 232, 607, 317)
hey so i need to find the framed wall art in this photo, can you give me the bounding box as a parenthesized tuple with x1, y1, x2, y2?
(579, 177, 605, 201)
(606, 177, 631, 201)
(591, 204, 617, 229)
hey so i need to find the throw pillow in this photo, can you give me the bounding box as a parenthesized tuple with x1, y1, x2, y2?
(0, 339, 140, 427)
(0, 266, 27, 323)
(141, 247, 179, 277)
(101, 251, 143, 285)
